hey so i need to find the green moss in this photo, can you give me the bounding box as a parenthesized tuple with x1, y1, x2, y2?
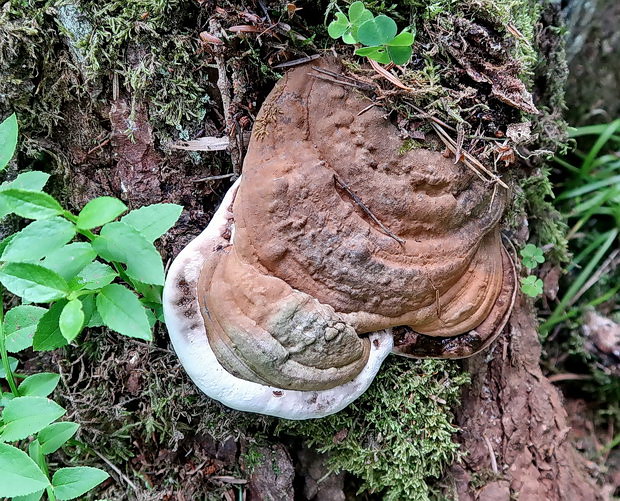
(0, 1, 86, 137)
(277, 358, 469, 501)
(521, 168, 569, 263)
(75, 0, 211, 130)
(399, 138, 423, 155)
(241, 444, 266, 475)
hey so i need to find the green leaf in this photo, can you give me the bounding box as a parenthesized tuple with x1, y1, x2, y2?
(327, 12, 349, 38)
(520, 275, 543, 298)
(18, 373, 60, 397)
(1, 217, 76, 263)
(70, 261, 117, 291)
(355, 45, 391, 64)
(121, 203, 183, 242)
(42, 242, 96, 281)
(0, 188, 63, 219)
(520, 243, 545, 269)
(79, 294, 96, 324)
(77, 196, 128, 230)
(0, 442, 50, 497)
(0, 171, 50, 219)
(59, 299, 84, 342)
(348, 2, 372, 25)
(348, 2, 365, 21)
(386, 45, 413, 65)
(96, 284, 152, 340)
(37, 422, 79, 454)
(132, 280, 163, 303)
(4, 305, 47, 352)
(27, 439, 43, 469)
(33, 300, 69, 351)
(52, 467, 109, 500)
(1, 391, 15, 406)
(86, 309, 104, 328)
(0, 396, 65, 441)
(1, 171, 50, 191)
(13, 488, 44, 501)
(387, 30, 414, 46)
(0, 356, 18, 378)
(0, 263, 69, 302)
(347, 2, 373, 41)
(0, 113, 18, 172)
(0, 234, 15, 255)
(357, 15, 397, 46)
(19, 442, 45, 501)
(93, 222, 164, 285)
(342, 31, 357, 44)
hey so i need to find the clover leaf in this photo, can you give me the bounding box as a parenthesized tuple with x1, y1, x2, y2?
(354, 29, 415, 65)
(327, 12, 350, 39)
(357, 15, 397, 46)
(347, 1, 373, 42)
(328, 2, 374, 44)
(327, 2, 415, 65)
(520, 275, 543, 297)
(520, 244, 545, 269)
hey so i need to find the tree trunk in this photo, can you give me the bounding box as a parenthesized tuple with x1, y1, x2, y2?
(450, 297, 600, 500)
(0, 0, 605, 499)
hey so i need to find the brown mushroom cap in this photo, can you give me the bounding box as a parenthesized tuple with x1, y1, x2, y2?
(192, 58, 514, 392)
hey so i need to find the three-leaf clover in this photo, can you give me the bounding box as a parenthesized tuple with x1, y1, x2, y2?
(520, 275, 543, 297)
(519, 243, 545, 269)
(327, 2, 415, 65)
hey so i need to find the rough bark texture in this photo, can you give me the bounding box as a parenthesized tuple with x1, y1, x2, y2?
(450, 296, 601, 500)
(248, 445, 295, 501)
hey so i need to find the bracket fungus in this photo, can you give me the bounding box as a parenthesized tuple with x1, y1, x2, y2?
(163, 58, 516, 419)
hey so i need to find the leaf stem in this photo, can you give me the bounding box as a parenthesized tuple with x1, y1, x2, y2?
(34, 440, 57, 501)
(0, 286, 20, 397)
(64, 210, 133, 286)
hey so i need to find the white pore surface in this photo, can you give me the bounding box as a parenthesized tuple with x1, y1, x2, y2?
(163, 178, 394, 420)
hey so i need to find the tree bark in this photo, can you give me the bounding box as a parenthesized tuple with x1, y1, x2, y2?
(450, 297, 600, 500)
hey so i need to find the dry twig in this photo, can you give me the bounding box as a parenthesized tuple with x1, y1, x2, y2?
(334, 174, 405, 245)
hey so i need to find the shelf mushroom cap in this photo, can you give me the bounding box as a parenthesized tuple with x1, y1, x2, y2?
(163, 178, 393, 419)
(163, 57, 516, 419)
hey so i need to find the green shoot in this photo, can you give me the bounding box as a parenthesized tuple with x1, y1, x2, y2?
(0, 113, 182, 499)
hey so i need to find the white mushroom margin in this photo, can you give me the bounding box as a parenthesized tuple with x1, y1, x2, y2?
(163, 178, 393, 420)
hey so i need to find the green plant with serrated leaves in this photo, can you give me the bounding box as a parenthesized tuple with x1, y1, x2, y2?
(0, 113, 182, 499)
(327, 1, 415, 65)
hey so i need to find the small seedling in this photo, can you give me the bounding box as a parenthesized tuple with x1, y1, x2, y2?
(327, 1, 415, 65)
(0, 113, 182, 499)
(519, 243, 545, 269)
(520, 275, 543, 298)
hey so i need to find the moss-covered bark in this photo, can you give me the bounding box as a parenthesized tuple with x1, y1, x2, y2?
(0, 0, 602, 499)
